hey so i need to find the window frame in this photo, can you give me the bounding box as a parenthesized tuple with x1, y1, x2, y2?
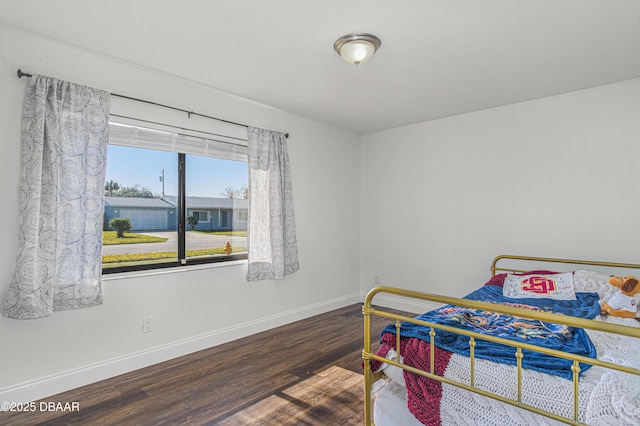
(102, 145, 248, 275)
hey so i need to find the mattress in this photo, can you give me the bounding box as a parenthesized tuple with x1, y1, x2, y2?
(374, 379, 423, 426)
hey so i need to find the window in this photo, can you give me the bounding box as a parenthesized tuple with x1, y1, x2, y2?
(191, 211, 208, 222)
(102, 121, 249, 273)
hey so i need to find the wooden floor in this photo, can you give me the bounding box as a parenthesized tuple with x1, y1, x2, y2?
(1, 304, 407, 426)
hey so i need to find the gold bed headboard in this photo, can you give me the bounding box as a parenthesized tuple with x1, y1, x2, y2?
(491, 254, 640, 277)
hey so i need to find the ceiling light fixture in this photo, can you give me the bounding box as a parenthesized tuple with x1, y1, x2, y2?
(334, 33, 381, 66)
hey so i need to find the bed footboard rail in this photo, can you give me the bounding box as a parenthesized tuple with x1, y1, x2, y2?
(363, 286, 640, 426)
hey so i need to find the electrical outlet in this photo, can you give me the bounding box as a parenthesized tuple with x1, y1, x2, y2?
(142, 316, 153, 333)
(374, 275, 381, 284)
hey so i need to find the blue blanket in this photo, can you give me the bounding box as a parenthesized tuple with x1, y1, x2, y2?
(382, 285, 600, 379)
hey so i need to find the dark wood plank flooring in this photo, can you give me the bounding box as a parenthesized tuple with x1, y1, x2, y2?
(0, 304, 408, 425)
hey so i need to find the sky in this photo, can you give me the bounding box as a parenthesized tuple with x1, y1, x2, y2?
(105, 145, 248, 198)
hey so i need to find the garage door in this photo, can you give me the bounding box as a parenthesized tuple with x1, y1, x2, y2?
(119, 209, 168, 231)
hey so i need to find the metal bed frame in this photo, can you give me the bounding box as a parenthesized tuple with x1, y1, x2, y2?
(362, 255, 640, 425)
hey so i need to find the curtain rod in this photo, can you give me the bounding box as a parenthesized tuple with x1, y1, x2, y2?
(16, 69, 289, 138)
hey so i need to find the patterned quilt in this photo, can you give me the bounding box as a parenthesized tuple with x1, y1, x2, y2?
(380, 285, 600, 379)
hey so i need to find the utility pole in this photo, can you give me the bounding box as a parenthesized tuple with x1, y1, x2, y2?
(159, 169, 165, 197)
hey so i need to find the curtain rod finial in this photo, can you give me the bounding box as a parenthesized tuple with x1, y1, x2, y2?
(17, 69, 32, 79)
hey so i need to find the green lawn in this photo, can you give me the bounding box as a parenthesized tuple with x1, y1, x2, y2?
(102, 247, 247, 267)
(102, 231, 168, 245)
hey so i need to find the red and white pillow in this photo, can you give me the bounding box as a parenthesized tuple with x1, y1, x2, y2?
(503, 272, 576, 300)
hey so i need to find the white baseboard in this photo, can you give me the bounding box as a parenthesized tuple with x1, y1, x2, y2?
(0, 292, 361, 403)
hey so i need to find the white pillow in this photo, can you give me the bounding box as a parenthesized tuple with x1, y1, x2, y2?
(503, 272, 576, 300)
(572, 270, 612, 296)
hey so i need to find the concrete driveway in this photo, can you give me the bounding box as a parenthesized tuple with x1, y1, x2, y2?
(102, 231, 247, 255)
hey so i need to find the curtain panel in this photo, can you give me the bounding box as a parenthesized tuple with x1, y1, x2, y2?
(246, 127, 299, 281)
(2, 76, 110, 319)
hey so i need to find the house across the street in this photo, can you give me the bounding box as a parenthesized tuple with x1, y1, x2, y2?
(104, 196, 248, 232)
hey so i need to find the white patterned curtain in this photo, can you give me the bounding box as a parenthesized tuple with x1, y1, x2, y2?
(2, 75, 110, 319)
(246, 127, 299, 281)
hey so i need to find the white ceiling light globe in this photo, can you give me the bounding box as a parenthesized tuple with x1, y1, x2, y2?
(339, 40, 376, 65)
(334, 33, 381, 66)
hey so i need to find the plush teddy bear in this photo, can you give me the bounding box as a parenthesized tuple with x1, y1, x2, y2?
(601, 275, 640, 318)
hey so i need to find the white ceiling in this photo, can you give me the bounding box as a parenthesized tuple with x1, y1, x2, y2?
(1, 0, 639, 134)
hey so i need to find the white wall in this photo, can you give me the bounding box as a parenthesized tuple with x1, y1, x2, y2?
(361, 79, 640, 307)
(0, 26, 361, 401)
